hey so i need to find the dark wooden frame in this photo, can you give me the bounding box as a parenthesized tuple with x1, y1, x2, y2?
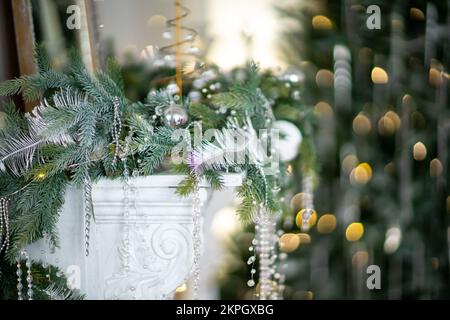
(11, 0, 37, 112)
(9, 0, 98, 112)
(0, 0, 21, 110)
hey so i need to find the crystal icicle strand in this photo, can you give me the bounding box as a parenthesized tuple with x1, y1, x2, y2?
(192, 176, 202, 299)
(84, 175, 93, 256)
(121, 159, 131, 274)
(301, 174, 314, 231)
(16, 256, 23, 300)
(16, 250, 33, 300)
(255, 210, 277, 300)
(0, 197, 10, 253)
(277, 252, 288, 298)
(120, 132, 134, 274)
(248, 164, 283, 300)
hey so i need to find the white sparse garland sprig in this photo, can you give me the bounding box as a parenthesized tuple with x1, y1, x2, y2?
(0, 90, 90, 176)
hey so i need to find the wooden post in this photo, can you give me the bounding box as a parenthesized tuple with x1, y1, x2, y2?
(12, 0, 37, 112)
(0, 0, 20, 110)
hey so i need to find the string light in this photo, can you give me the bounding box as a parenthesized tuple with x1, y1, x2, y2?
(35, 172, 47, 181)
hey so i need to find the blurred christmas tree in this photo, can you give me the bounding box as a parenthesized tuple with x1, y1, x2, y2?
(219, 0, 449, 299)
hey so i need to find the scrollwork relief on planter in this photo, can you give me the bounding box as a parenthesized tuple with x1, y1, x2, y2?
(104, 223, 193, 300)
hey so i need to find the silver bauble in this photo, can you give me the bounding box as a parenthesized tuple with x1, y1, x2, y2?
(163, 104, 188, 128)
(188, 91, 202, 103)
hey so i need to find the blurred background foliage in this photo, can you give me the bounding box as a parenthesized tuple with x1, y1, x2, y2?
(218, 0, 450, 299)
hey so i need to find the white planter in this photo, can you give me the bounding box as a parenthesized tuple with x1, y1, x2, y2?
(27, 174, 242, 300)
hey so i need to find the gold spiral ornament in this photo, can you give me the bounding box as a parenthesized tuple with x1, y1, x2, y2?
(159, 0, 202, 96)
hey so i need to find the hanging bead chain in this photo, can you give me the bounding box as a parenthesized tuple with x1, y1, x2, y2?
(0, 197, 10, 253)
(301, 174, 314, 232)
(268, 227, 280, 300)
(255, 209, 277, 300)
(246, 168, 266, 291)
(246, 237, 257, 288)
(16, 256, 23, 300)
(255, 167, 276, 300)
(84, 174, 93, 256)
(111, 97, 122, 166)
(245, 167, 281, 299)
(192, 177, 202, 300)
(16, 251, 33, 300)
(265, 224, 286, 300)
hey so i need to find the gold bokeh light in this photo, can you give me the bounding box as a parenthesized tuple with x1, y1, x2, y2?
(279, 233, 300, 253)
(346, 222, 364, 242)
(314, 101, 333, 118)
(290, 193, 305, 213)
(315, 69, 334, 88)
(296, 209, 317, 229)
(410, 8, 425, 20)
(353, 113, 371, 135)
(413, 141, 427, 161)
(312, 15, 333, 30)
(430, 158, 443, 177)
(371, 67, 389, 84)
(342, 154, 358, 174)
(350, 162, 373, 185)
(352, 250, 369, 267)
(298, 233, 312, 244)
(317, 214, 337, 234)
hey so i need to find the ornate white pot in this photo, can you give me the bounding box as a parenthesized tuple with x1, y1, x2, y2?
(27, 174, 242, 300)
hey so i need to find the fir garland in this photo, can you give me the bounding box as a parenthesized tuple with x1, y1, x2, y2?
(0, 49, 314, 299)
